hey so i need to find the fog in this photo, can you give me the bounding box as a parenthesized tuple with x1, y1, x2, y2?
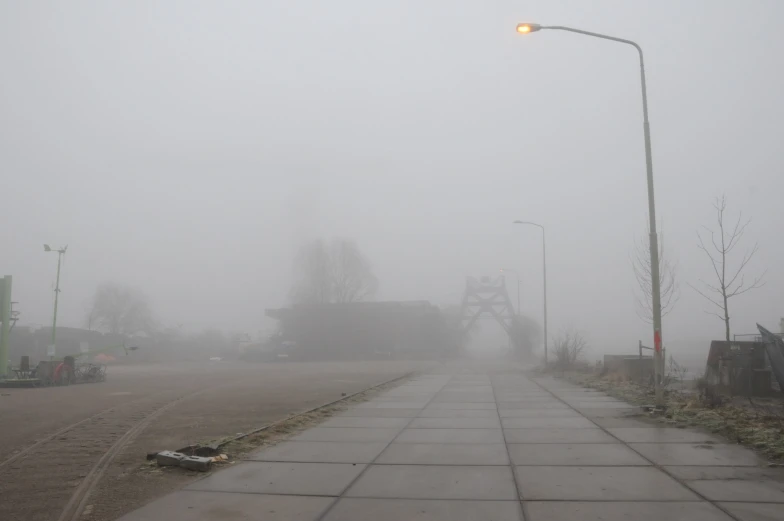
(2, 1, 782, 366)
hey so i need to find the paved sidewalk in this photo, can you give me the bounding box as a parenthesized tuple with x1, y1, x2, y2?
(121, 369, 784, 520)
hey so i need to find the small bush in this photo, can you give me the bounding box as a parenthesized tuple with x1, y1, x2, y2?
(551, 328, 587, 370)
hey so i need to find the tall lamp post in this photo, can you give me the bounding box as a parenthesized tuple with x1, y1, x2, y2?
(499, 268, 521, 316)
(44, 244, 67, 360)
(516, 23, 663, 405)
(512, 221, 548, 365)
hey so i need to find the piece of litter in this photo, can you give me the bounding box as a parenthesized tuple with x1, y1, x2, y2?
(179, 455, 212, 472)
(156, 451, 186, 467)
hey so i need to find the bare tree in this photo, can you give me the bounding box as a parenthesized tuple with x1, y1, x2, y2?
(290, 238, 378, 304)
(290, 239, 333, 304)
(330, 239, 378, 303)
(551, 327, 587, 369)
(631, 224, 680, 323)
(689, 195, 766, 341)
(87, 283, 154, 336)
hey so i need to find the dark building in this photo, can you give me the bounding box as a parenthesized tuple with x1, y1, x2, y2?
(264, 301, 457, 360)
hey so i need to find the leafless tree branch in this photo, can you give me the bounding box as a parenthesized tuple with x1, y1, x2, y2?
(631, 222, 680, 324)
(687, 282, 725, 310)
(691, 195, 766, 340)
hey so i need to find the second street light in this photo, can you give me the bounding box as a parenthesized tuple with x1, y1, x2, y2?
(513, 221, 548, 365)
(515, 22, 664, 406)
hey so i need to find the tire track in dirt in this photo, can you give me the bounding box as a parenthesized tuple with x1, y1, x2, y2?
(0, 391, 174, 473)
(0, 386, 217, 521)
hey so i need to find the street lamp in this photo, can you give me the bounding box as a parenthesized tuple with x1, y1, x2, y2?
(512, 222, 548, 365)
(44, 244, 67, 359)
(516, 22, 664, 405)
(499, 268, 521, 316)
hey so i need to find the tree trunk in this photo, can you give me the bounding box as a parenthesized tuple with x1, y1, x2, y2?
(723, 294, 730, 342)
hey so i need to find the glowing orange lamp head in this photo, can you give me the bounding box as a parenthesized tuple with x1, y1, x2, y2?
(516, 23, 542, 34)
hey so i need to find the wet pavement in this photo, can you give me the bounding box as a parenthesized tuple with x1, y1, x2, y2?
(119, 369, 784, 520)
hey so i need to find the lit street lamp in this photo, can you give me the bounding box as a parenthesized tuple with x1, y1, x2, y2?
(516, 22, 664, 405)
(44, 244, 67, 359)
(512, 221, 548, 365)
(499, 268, 521, 316)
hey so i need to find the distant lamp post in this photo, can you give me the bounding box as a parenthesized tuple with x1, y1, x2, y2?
(499, 268, 521, 316)
(44, 244, 67, 359)
(514, 22, 664, 405)
(513, 221, 548, 365)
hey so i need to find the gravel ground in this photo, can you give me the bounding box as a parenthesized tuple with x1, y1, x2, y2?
(0, 360, 431, 521)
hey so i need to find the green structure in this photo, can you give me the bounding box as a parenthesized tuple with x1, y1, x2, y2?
(0, 275, 12, 379)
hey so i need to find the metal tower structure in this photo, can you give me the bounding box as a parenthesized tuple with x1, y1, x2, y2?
(459, 275, 516, 334)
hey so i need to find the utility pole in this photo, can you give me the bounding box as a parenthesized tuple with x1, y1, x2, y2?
(45, 245, 67, 359)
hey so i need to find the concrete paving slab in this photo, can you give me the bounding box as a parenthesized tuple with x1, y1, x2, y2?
(117, 491, 334, 521)
(440, 386, 493, 392)
(345, 465, 518, 500)
(424, 402, 497, 410)
(498, 401, 569, 410)
(432, 396, 496, 403)
(495, 396, 552, 402)
(664, 466, 784, 482)
(688, 479, 784, 502)
(526, 501, 733, 521)
(504, 428, 618, 444)
(590, 416, 654, 428)
(357, 401, 429, 409)
(319, 416, 413, 429)
(417, 408, 499, 418)
(377, 442, 510, 465)
(631, 442, 761, 466)
(515, 466, 698, 500)
(293, 427, 401, 443)
(396, 428, 504, 444)
(498, 408, 582, 418)
(186, 461, 365, 496)
(494, 395, 557, 401)
(508, 443, 649, 466)
(720, 502, 784, 521)
(408, 417, 501, 429)
(323, 498, 521, 521)
(608, 427, 725, 443)
(370, 395, 435, 402)
(338, 408, 421, 418)
(501, 417, 597, 429)
(247, 441, 389, 463)
(570, 401, 638, 409)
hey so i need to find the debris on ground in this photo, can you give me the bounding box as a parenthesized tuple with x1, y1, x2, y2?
(155, 451, 186, 467)
(178, 455, 212, 472)
(150, 450, 229, 472)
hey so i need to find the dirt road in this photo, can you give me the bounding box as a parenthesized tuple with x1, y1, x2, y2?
(0, 360, 430, 521)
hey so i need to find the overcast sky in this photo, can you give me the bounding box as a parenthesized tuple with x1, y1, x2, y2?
(2, 1, 782, 362)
